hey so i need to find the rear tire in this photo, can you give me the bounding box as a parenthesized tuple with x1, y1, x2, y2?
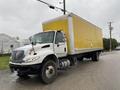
(92, 52, 100, 61)
(77, 56, 83, 61)
(40, 60, 57, 84)
(69, 56, 77, 66)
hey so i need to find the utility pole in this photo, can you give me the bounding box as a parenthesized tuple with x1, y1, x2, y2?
(63, 0, 66, 15)
(1, 40, 3, 54)
(108, 22, 113, 52)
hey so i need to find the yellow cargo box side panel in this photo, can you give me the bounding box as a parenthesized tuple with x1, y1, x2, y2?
(72, 15, 103, 51)
(42, 18, 71, 53)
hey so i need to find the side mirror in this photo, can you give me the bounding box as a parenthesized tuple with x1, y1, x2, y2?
(64, 34, 67, 42)
(31, 42, 36, 45)
(29, 37, 36, 45)
(63, 38, 66, 42)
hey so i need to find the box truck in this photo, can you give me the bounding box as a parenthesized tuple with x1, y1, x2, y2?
(9, 13, 103, 84)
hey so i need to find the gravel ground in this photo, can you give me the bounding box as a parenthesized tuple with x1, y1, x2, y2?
(0, 51, 120, 90)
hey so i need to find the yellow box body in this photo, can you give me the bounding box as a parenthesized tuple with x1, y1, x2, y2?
(42, 13, 103, 54)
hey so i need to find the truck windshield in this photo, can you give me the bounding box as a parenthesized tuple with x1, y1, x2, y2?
(30, 31, 55, 44)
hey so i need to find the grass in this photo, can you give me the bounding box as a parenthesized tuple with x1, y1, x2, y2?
(0, 55, 10, 70)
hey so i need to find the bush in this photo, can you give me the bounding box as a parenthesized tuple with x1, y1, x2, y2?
(103, 38, 118, 51)
(0, 53, 10, 57)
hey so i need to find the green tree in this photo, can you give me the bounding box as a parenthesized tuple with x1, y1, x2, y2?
(103, 38, 118, 51)
(111, 39, 118, 49)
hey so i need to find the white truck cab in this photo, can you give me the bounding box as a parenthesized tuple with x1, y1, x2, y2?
(9, 31, 70, 84)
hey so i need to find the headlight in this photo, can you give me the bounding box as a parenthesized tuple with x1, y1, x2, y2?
(9, 56, 12, 61)
(28, 48, 34, 55)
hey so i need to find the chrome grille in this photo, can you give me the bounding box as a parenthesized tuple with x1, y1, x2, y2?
(11, 50, 25, 63)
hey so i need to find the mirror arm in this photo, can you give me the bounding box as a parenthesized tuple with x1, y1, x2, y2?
(31, 42, 37, 55)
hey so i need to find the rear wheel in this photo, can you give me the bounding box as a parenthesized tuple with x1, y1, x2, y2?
(92, 52, 100, 61)
(40, 60, 57, 84)
(77, 56, 83, 61)
(69, 56, 78, 66)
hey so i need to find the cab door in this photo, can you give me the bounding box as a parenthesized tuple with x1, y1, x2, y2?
(54, 31, 67, 57)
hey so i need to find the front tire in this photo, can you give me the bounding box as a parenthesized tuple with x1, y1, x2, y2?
(40, 60, 57, 84)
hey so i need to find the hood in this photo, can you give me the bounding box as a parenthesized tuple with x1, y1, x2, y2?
(15, 43, 52, 51)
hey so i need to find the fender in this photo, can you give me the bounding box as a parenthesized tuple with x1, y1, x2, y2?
(37, 49, 58, 63)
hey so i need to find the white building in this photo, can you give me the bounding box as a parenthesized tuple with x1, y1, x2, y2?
(0, 33, 20, 54)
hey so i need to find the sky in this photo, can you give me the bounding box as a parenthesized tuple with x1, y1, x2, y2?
(0, 0, 120, 41)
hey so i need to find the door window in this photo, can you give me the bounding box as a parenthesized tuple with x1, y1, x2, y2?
(55, 32, 65, 44)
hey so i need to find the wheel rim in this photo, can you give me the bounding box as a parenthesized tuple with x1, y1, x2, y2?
(45, 65, 55, 79)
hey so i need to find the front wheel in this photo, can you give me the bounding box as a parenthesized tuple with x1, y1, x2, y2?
(40, 60, 57, 84)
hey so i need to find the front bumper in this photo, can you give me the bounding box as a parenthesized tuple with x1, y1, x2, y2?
(9, 63, 41, 74)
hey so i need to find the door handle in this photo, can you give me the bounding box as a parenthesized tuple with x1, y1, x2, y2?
(57, 44, 60, 47)
(57, 43, 65, 47)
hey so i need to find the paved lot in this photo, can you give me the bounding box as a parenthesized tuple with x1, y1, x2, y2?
(0, 51, 120, 90)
